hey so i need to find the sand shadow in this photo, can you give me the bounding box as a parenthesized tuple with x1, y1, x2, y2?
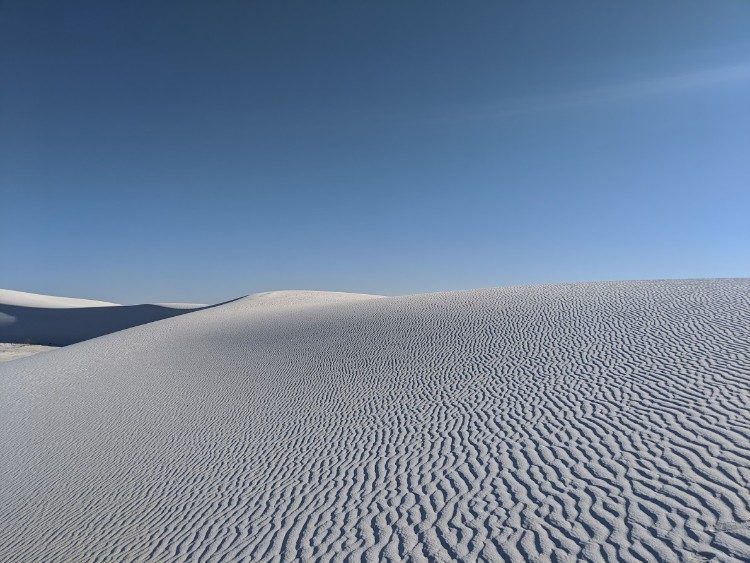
(0, 303, 212, 346)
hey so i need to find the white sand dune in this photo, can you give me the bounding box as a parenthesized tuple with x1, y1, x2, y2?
(1, 280, 749, 561)
(0, 288, 206, 346)
(0, 288, 118, 308)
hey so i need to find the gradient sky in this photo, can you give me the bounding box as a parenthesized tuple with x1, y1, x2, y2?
(2, 1, 749, 303)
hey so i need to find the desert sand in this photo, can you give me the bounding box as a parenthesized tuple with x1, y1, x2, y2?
(0, 279, 749, 561)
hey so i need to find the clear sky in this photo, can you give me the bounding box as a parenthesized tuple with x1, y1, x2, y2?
(2, 1, 749, 303)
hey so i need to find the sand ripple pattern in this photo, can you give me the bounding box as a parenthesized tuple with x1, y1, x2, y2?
(1, 280, 749, 561)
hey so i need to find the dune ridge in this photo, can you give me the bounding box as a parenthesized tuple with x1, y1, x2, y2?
(0, 288, 118, 308)
(1, 279, 749, 561)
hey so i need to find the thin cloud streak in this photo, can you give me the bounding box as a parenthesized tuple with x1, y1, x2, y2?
(440, 62, 750, 123)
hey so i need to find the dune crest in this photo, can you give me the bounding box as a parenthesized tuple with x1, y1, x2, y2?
(0, 288, 117, 308)
(236, 290, 384, 310)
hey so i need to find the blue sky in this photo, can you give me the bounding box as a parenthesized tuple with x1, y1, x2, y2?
(2, 1, 749, 303)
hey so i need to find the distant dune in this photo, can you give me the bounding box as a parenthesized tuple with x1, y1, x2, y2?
(0, 288, 117, 308)
(1, 280, 749, 561)
(0, 288, 205, 346)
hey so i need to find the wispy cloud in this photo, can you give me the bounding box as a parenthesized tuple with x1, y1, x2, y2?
(441, 62, 750, 122)
(561, 62, 750, 105)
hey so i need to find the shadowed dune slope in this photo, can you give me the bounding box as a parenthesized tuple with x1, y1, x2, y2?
(1, 281, 749, 561)
(0, 289, 205, 346)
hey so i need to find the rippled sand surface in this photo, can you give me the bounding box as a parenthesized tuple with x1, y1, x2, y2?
(1, 280, 749, 561)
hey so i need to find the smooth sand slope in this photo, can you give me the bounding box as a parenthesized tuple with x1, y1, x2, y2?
(1, 280, 749, 561)
(0, 288, 205, 346)
(0, 343, 56, 363)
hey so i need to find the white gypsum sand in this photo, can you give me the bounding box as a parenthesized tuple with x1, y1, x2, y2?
(0, 288, 117, 308)
(0, 280, 749, 561)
